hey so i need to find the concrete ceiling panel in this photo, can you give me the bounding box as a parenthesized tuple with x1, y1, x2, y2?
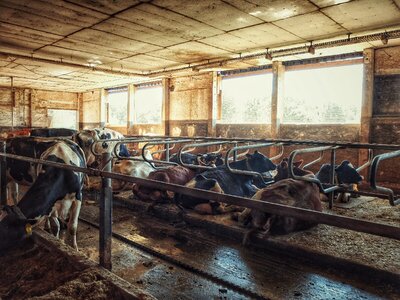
(199, 33, 260, 52)
(66, 0, 141, 15)
(229, 23, 304, 48)
(0, 0, 107, 27)
(152, 0, 263, 31)
(148, 41, 232, 63)
(0, 6, 80, 36)
(227, 0, 318, 22)
(117, 54, 181, 69)
(273, 11, 346, 40)
(309, 0, 352, 8)
(93, 17, 186, 47)
(323, 0, 400, 31)
(0, 22, 62, 45)
(67, 29, 162, 53)
(116, 3, 223, 40)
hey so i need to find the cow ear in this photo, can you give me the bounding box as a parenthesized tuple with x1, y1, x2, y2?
(280, 161, 288, 168)
(254, 150, 259, 154)
(294, 160, 303, 168)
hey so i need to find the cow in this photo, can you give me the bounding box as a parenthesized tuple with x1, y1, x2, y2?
(111, 150, 155, 191)
(30, 128, 77, 138)
(242, 178, 323, 245)
(316, 160, 363, 202)
(73, 128, 129, 168)
(133, 165, 196, 203)
(176, 151, 276, 215)
(0, 128, 31, 139)
(235, 158, 315, 225)
(170, 152, 224, 167)
(0, 137, 86, 251)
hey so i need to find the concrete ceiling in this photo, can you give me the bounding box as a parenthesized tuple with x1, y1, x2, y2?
(0, 0, 400, 92)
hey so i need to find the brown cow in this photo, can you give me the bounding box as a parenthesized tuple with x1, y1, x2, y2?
(132, 165, 196, 203)
(242, 178, 323, 245)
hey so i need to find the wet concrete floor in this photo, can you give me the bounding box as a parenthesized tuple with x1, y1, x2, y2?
(77, 204, 399, 299)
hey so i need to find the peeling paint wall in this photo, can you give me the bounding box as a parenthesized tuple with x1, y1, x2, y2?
(0, 87, 78, 131)
(80, 90, 101, 129)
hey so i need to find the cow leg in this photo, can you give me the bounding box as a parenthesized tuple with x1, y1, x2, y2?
(217, 203, 243, 214)
(66, 200, 81, 250)
(233, 208, 252, 226)
(49, 215, 61, 238)
(193, 203, 214, 215)
(7, 182, 19, 205)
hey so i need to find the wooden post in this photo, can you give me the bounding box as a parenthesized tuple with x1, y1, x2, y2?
(271, 61, 285, 156)
(162, 78, 170, 136)
(359, 49, 374, 176)
(0, 142, 7, 206)
(208, 72, 218, 137)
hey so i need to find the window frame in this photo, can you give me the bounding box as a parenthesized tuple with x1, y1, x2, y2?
(105, 86, 129, 127)
(133, 82, 163, 125)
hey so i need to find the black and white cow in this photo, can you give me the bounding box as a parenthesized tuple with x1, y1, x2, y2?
(73, 128, 129, 168)
(0, 137, 86, 251)
(30, 128, 78, 138)
(177, 151, 276, 214)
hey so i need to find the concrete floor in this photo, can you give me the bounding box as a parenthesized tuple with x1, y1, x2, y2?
(76, 203, 400, 299)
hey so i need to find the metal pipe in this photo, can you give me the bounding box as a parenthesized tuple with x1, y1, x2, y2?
(270, 144, 284, 162)
(99, 152, 112, 270)
(357, 149, 373, 172)
(0, 151, 399, 240)
(302, 151, 325, 169)
(10, 77, 14, 131)
(369, 150, 400, 206)
(329, 148, 336, 209)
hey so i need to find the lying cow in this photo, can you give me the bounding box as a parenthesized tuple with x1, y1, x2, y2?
(133, 165, 196, 203)
(1, 137, 86, 251)
(170, 152, 224, 167)
(30, 128, 77, 137)
(73, 127, 129, 168)
(242, 178, 323, 245)
(177, 151, 276, 215)
(111, 150, 154, 191)
(316, 160, 363, 202)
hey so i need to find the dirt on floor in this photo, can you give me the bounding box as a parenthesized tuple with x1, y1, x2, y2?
(0, 239, 136, 300)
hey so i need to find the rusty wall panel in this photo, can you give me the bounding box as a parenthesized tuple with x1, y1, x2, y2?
(373, 74, 400, 116)
(169, 120, 208, 137)
(128, 124, 164, 136)
(216, 124, 271, 139)
(82, 90, 101, 124)
(34, 90, 78, 110)
(370, 118, 400, 144)
(280, 124, 360, 142)
(169, 73, 212, 121)
(375, 46, 400, 75)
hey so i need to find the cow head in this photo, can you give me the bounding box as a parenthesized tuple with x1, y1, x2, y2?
(245, 151, 276, 173)
(0, 206, 38, 252)
(274, 158, 313, 182)
(198, 153, 224, 167)
(335, 160, 363, 184)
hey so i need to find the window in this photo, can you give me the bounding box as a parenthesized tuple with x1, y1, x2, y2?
(134, 85, 162, 124)
(48, 109, 77, 129)
(283, 63, 363, 124)
(107, 88, 128, 126)
(220, 73, 272, 124)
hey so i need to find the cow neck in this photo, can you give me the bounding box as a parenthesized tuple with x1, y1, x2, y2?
(229, 158, 250, 171)
(17, 170, 67, 219)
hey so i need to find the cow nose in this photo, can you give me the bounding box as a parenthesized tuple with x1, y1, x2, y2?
(102, 142, 108, 149)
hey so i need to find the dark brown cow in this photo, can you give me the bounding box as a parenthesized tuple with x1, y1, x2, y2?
(242, 178, 323, 245)
(132, 165, 196, 203)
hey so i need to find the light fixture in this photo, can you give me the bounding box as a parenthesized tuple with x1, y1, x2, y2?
(381, 32, 389, 45)
(265, 48, 272, 60)
(307, 41, 315, 55)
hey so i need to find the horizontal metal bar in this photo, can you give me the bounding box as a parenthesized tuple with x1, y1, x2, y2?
(1, 152, 399, 240)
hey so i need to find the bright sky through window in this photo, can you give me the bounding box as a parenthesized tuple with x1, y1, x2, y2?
(48, 109, 77, 129)
(221, 73, 272, 124)
(283, 64, 363, 124)
(135, 86, 162, 124)
(108, 90, 128, 126)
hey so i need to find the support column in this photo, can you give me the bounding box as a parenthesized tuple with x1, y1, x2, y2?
(208, 72, 219, 137)
(99, 152, 112, 270)
(271, 61, 285, 156)
(162, 78, 170, 136)
(0, 142, 6, 206)
(359, 49, 374, 176)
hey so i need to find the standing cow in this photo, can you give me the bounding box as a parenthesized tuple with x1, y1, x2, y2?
(0, 137, 86, 251)
(73, 128, 129, 168)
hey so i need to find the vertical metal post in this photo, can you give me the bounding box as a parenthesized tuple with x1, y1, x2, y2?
(99, 152, 112, 270)
(329, 149, 336, 209)
(165, 142, 170, 162)
(0, 141, 6, 206)
(233, 142, 238, 162)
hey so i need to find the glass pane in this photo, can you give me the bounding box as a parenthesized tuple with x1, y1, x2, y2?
(48, 109, 77, 129)
(108, 91, 128, 125)
(283, 64, 363, 124)
(135, 86, 162, 124)
(221, 73, 272, 124)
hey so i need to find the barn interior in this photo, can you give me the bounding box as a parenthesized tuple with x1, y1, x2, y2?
(0, 0, 399, 299)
